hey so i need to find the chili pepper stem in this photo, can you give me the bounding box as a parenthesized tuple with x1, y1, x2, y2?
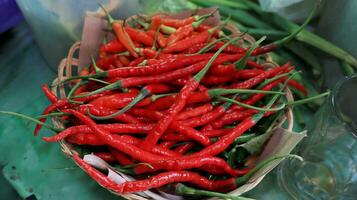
(175, 183, 254, 200)
(73, 81, 122, 98)
(287, 91, 330, 106)
(235, 36, 266, 69)
(0, 111, 63, 132)
(218, 96, 286, 112)
(98, 3, 114, 24)
(235, 154, 303, 186)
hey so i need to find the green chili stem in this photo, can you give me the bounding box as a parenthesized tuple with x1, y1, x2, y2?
(287, 91, 330, 106)
(176, 183, 254, 200)
(0, 111, 63, 132)
(208, 88, 285, 97)
(235, 154, 302, 186)
(67, 80, 88, 99)
(218, 96, 285, 112)
(72, 81, 122, 98)
(35, 112, 69, 119)
(235, 36, 266, 69)
(194, 36, 243, 82)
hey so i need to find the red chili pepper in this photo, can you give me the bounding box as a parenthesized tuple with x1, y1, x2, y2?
(201, 75, 232, 85)
(171, 76, 208, 92)
(246, 60, 265, 70)
(287, 80, 308, 96)
(160, 16, 195, 28)
(148, 15, 161, 31)
(162, 129, 231, 142)
(43, 123, 154, 142)
(109, 148, 134, 166)
(125, 27, 154, 47)
(132, 156, 240, 177)
(42, 84, 57, 103)
(177, 103, 213, 120)
(89, 92, 149, 110)
(163, 30, 211, 53)
(229, 63, 292, 89)
(99, 39, 125, 54)
(94, 152, 117, 163)
(34, 99, 71, 136)
(174, 143, 194, 154)
(128, 57, 145, 67)
(78, 104, 141, 124)
(102, 10, 138, 58)
(159, 141, 175, 149)
(211, 110, 257, 129)
(182, 42, 206, 54)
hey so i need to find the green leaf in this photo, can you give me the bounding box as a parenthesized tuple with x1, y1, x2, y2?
(239, 129, 276, 155)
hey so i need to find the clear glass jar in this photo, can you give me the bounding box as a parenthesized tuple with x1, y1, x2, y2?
(278, 75, 357, 200)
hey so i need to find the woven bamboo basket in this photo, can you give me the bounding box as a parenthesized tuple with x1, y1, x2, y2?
(49, 17, 294, 199)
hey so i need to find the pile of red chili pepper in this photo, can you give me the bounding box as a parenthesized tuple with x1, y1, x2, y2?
(29, 7, 314, 198)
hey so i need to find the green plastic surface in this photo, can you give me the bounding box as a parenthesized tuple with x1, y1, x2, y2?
(0, 23, 293, 200)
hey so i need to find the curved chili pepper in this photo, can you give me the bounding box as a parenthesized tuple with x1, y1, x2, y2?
(94, 152, 117, 163)
(109, 148, 134, 166)
(43, 123, 154, 142)
(125, 27, 154, 46)
(42, 84, 57, 103)
(78, 104, 141, 124)
(174, 143, 194, 154)
(101, 7, 138, 58)
(163, 30, 211, 53)
(177, 103, 213, 120)
(99, 39, 125, 54)
(287, 79, 308, 96)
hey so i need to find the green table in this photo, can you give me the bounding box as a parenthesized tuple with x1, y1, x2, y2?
(0, 23, 291, 200)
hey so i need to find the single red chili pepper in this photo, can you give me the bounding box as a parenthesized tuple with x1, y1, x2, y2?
(246, 60, 265, 70)
(159, 141, 175, 149)
(171, 76, 208, 92)
(287, 79, 308, 96)
(138, 48, 157, 58)
(211, 109, 257, 129)
(174, 143, 194, 154)
(101, 7, 138, 58)
(201, 75, 232, 85)
(163, 30, 211, 53)
(125, 27, 154, 46)
(88, 92, 150, 110)
(132, 156, 240, 177)
(99, 39, 126, 54)
(42, 84, 57, 103)
(162, 129, 231, 142)
(43, 123, 154, 142)
(94, 152, 117, 163)
(72, 90, 116, 103)
(229, 64, 292, 89)
(232, 69, 265, 80)
(177, 103, 213, 120)
(118, 55, 130, 65)
(182, 42, 206, 54)
(128, 57, 145, 67)
(78, 104, 141, 124)
(148, 15, 162, 31)
(109, 148, 134, 166)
